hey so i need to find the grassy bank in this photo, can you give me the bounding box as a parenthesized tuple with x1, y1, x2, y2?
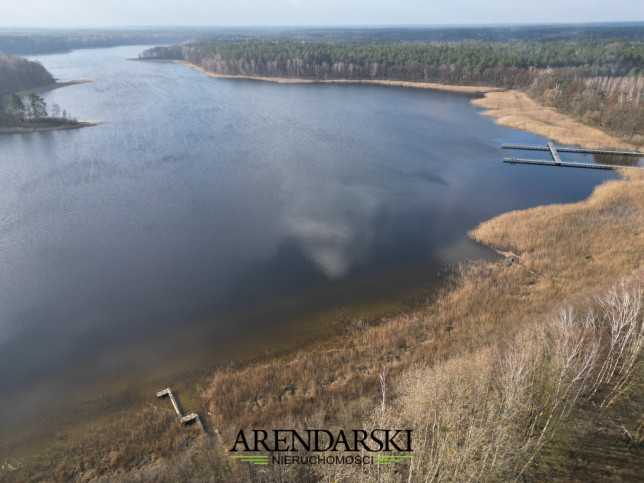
(181, 60, 503, 94)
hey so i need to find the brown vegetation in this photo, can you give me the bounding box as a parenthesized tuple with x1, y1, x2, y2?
(473, 90, 639, 149)
(143, 39, 643, 145)
(319, 278, 643, 482)
(529, 74, 644, 145)
(206, 169, 644, 431)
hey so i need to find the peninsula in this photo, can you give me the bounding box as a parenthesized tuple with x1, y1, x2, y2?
(0, 51, 95, 133)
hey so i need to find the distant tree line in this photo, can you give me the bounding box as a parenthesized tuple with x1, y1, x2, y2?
(271, 24, 644, 43)
(0, 51, 54, 95)
(0, 30, 197, 55)
(141, 39, 643, 86)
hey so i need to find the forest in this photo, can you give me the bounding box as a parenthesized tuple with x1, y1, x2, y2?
(0, 52, 79, 129)
(0, 51, 53, 95)
(141, 38, 644, 140)
(141, 39, 644, 80)
(0, 28, 199, 55)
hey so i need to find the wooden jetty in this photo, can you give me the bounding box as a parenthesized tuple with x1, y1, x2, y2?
(502, 158, 642, 170)
(547, 142, 562, 164)
(156, 387, 205, 433)
(501, 143, 644, 170)
(501, 144, 644, 156)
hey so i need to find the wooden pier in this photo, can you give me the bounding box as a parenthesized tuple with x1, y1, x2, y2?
(502, 158, 643, 170)
(501, 144, 644, 156)
(156, 387, 205, 433)
(548, 142, 562, 164)
(501, 143, 643, 170)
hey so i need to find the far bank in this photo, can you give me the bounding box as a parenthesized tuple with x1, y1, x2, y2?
(136, 57, 639, 152)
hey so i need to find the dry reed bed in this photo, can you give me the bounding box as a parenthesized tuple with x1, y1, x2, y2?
(318, 277, 643, 482)
(472, 90, 639, 149)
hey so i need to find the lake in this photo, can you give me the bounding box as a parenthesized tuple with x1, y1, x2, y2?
(0, 45, 618, 453)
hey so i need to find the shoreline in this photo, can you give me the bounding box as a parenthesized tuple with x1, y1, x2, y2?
(0, 121, 99, 134)
(11, 78, 93, 97)
(1, 79, 96, 134)
(137, 58, 636, 150)
(133, 58, 502, 94)
(472, 90, 638, 150)
(193, 168, 643, 480)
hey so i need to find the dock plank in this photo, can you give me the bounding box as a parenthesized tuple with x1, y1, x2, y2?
(501, 142, 643, 170)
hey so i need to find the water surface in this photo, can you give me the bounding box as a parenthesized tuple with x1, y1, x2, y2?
(0, 45, 620, 453)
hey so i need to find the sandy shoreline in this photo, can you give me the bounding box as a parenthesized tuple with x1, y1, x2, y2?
(12, 78, 93, 97)
(137, 58, 636, 150)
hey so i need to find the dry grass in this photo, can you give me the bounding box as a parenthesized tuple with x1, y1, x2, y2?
(470, 169, 644, 286)
(472, 90, 638, 149)
(321, 278, 643, 482)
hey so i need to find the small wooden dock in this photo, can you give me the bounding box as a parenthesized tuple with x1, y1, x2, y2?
(156, 387, 205, 433)
(502, 143, 643, 170)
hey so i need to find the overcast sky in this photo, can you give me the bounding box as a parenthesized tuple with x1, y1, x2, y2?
(0, 0, 642, 28)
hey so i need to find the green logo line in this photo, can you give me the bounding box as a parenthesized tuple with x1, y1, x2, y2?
(229, 455, 269, 464)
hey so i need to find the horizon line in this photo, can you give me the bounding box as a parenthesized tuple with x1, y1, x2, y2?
(1, 21, 643, 31)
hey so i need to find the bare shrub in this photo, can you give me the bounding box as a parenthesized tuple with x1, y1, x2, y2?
(322, 279, 643, 482)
